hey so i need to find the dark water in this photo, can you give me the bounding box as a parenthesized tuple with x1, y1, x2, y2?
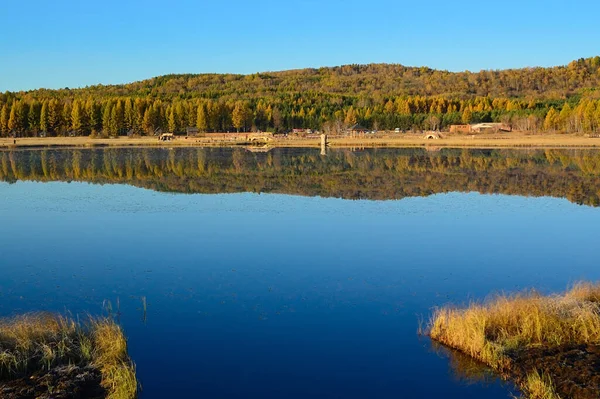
(2, 147, 600, 398)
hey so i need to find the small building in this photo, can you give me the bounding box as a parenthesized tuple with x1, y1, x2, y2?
(450, 123, 511, 134)
(291, 128, 312, 134)
(158, 133, 175, 141)
(346, 124, 369, 136)
(471, 123, 512, 133)
(186, 127, 199, 136)
(449, 125, 473, 133)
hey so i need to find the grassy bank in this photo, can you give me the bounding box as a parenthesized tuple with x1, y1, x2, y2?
(3, 132, 600, 150)
(0, 313, 137, 399)
(429, 283, 600, 399)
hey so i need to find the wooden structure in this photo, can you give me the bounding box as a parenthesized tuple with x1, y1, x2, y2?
(471, 123, 512, 133)
(186, 127, 199, 136)
(450, 125, 472, 133)
(291, 128, 312, 134)
(450, 123, 512, 134)
(346, 124, 369, 136)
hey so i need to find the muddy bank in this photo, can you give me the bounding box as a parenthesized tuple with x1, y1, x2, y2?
(0, 313, 137, 399)
(507, 344, 600, 399)
(0, 365, 105, 399)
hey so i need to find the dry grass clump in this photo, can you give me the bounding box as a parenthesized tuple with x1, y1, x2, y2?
(0, 313, 137, 399)
(523, 370, 561, 399)
(430, 284, 600, 367)
(429, 282, 600, 398)
(91, 319, 137, 399)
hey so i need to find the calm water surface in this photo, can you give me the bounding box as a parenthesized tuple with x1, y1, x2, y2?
(1, 147, 600, 398)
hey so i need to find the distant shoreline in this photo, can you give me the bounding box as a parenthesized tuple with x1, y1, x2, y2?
(2, 133, 600, 150)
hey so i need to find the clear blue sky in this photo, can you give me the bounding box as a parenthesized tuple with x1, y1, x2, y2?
(1, 0, 599, 92)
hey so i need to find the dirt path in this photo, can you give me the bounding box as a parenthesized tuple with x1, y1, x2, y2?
(2, 133, 600, 149)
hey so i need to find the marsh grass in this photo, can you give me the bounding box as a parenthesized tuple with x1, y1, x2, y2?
(523, 370, 561, 399)
(429, 282, 600, 398)
(0, 313, 137, 399)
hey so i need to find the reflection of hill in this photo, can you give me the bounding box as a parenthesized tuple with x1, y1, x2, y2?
(1, 147, 600, 206)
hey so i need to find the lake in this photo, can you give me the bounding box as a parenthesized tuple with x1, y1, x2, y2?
(1, 147, 600, 398)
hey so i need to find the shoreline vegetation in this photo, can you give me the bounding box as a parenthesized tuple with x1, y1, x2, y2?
(3, 132, 600, 150)
(0, 313, 137, 399)
(428, 283, 600, 399)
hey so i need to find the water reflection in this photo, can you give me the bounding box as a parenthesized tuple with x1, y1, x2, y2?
(429, 340, 509, 388)
(1, 147, 600, 205)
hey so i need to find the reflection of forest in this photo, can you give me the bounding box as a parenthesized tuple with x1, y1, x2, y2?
(1, 147, 600, 206)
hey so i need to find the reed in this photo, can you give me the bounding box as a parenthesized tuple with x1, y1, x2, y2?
(428, 282, 600, 398)
(0, 313, 137, 399)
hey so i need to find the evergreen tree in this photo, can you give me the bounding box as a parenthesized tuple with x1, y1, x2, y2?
(594, 102, 600, 133)
(48, 99, 63, 135)
(272, 107, 283, 132)
(174, 102, 186, 131)
(543, 107, 559, 132)
(196, 103, 208, 132)
(461, 108, 473, 124)
(168, 106, 177, 133)
(583, 102, 596, 132)
(8, 101, 29, 135)
(113, 100, 125, 136)
(71, 100, 87, 135)
(0, 104, 10, 136)
(558, 103, 573, 132)
(62, 102, 72, 135)
(102, 102, 113, 135)
(232, 101, 246, 132)
(254, 103, 268, 131)
(133, 99, 146, 134)
(86, 98, 102, 133)
(344, 106, 357, 126)
(124, 98, 135, 133)
(8, 102, 21, 134)
(40, 101, 49, 134)
(142, 108, 154, 135)
(28, 101, 41, 135)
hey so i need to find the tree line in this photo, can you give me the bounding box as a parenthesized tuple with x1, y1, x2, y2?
(1, 57, 600, 137)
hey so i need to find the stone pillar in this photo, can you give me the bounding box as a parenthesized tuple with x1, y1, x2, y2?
(320, 134, 328, 156)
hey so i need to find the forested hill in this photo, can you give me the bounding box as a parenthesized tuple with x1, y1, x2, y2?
(1, 57, 600, 137)
(9, 57, 600, 100)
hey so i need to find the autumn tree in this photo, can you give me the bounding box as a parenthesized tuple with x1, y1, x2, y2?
(8, 101, 28, 136)
(543, 107, 559, 132)
(344, 106, 357, 126)
(196, 103, 208, 132)
(167, 106, 177, 133)
(28, 101, 41, 135)
(272, 106, 283, 132)
(124, 98, 136, 133)
(461, 108, 473, 124)
(142, 108, 154, 135)
(71, 100, 88, 135)
(0, 104, 9, 137)
(232, 101, 246, 132)
(102, 102, 113, 135)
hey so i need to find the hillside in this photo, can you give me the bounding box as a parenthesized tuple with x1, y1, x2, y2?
(1, 57, 600, 137)
(8, 57, 600, 99)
